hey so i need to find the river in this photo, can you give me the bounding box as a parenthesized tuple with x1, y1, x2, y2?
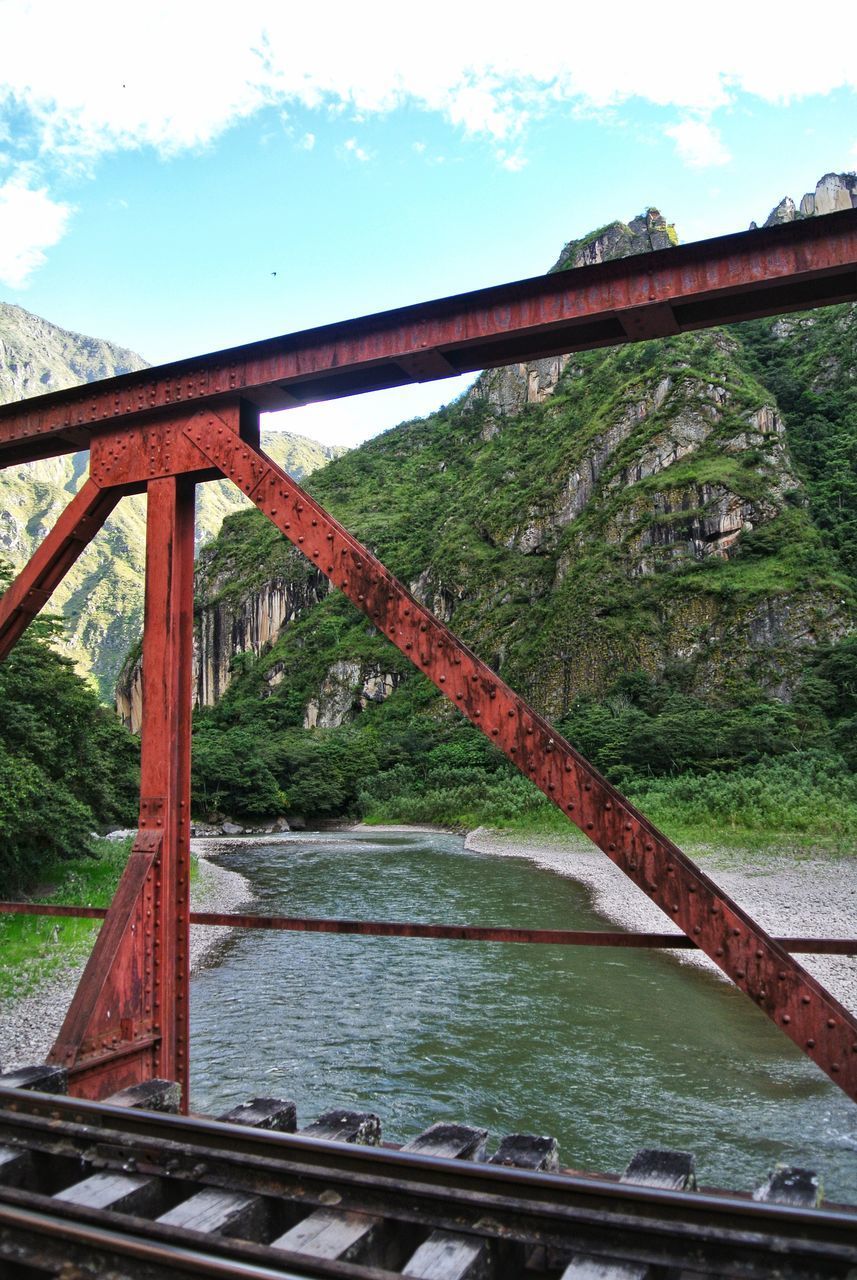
(190, 829, 857, 1202)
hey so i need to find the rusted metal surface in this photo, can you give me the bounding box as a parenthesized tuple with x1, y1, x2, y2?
(45, 830, 161, 1098)
(136, 475, 196, 1108)
(0, 210, 855, 467)
(4, 900, 857, 954)
(187, 416, 857, 1103)
(0, 478, 120, 660)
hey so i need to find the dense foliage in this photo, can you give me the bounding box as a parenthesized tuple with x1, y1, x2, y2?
(0, 571, 139, 891)
(187, 298, 857, 845)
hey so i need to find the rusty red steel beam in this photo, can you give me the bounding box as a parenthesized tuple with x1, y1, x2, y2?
(185, 414, 857, 1102)
(1, 209, 856, 467)
(47, 830, 161, 1093)
(136, 475, 196, 1108)
(0, 479, 120, 660)
(3, 900, 856, 954)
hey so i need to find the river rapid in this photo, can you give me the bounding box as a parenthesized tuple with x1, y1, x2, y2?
(189, 828, 857, 1202)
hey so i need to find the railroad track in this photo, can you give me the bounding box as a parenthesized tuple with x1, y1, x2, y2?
(0, 1079, 855, 1278)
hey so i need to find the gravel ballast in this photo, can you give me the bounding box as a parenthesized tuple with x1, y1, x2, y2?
(0, 850, 251, 1073)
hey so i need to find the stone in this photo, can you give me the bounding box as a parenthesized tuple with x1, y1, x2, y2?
(764, 196, 796, 227)
(221, 821, 244, 835)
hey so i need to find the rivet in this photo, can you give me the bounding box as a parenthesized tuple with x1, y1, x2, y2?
(756, 949, 763, 959)
(358, 593, 364, 601)
(584, 782, 591, 791)
(567, 802, 574, 811)
(605, 801, 612, 810)
(716, 948, 724, 957)
(625, 822, 632, 832)
(778, 970, 787, 980)
(628, 859, 636, 870)
(693, 926, 701, 935)
(508, 710, 515, 717)
(608, 842, 616, 851)
(832, 1063, 841, 1073)
(802, 995, 811, 1004)
(492, 729, 499, 736)
(732, 928, 740, 937)
(828, 1018, 837, 1028)
(440, 675, 446, 683)
(671, 903, 679, 912)
(586, 821, 594, 830)
(736, 969, 745, 979)
(807, 1038, 816, 1048)
(456, 692, 463, 699)
(782, 1015, 791, 1025)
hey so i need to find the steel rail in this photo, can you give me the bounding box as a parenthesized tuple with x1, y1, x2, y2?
(1, 1090, 856, 1279)
(0, 209, 856, 467)
(0, 1201, 321, 1280)
(2, 900, 857, 954)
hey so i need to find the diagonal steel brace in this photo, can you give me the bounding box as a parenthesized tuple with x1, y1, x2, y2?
(186, 409, 857, 1105)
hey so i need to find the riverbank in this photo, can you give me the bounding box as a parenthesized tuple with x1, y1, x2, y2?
(0, 850, 251, 1073)
(465, 827, 857, 1016)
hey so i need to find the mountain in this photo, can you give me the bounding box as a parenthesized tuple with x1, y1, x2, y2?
(0, 304, 345, 697)
(119, 182, 855, 733)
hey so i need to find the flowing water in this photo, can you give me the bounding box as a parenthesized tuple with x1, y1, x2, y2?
(190, 829, 857, 1202)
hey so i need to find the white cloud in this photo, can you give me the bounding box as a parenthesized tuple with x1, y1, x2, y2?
(1, 0, 856, 275)
(4, 0, 856, 171)
(499, 151, 527, 173)
(342, 137, 371, 163)
(665, 120, 731, 169)
(0, 175, 72, 287)
(299, 131, 316, 150)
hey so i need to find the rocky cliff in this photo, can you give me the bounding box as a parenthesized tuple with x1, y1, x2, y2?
(150, 178, 856, 746)
(0, 303, 344, 697)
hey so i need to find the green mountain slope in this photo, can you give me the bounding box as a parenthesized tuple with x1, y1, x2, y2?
(175, 177, 857, 832)
(0, 303, 345, 696)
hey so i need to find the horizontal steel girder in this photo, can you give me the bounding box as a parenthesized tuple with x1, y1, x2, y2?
(0, 209, 856, 466)
(186, 412, 857, 1103)
(1, 901, 856, 953)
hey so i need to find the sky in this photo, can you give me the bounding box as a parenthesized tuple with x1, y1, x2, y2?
(1, 0, 856, 447)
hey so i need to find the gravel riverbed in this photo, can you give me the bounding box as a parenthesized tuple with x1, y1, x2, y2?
(0, 847, 251, 1073)
(465, 827, 857, 1015)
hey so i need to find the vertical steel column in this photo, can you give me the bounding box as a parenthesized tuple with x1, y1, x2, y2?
(139, 475, 196, 1108)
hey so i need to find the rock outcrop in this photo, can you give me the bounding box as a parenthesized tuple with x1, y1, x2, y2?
(759, 172, 857, 228)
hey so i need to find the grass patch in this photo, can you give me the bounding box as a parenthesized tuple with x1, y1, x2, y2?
(2, 839, 202, 1004)
(1, 838, 133, 1001)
